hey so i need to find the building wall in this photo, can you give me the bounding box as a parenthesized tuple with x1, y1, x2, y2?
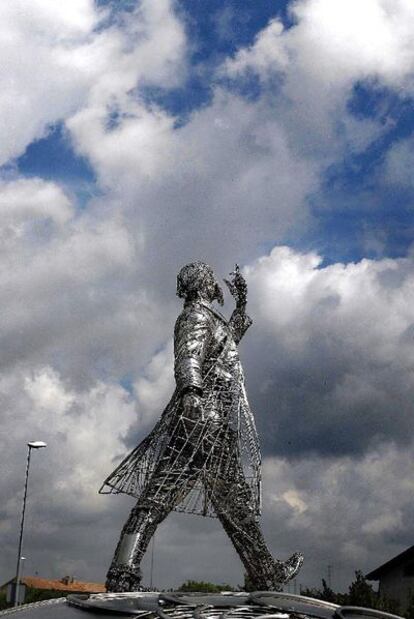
(6, 583, 26, 605)
(379, 566, 414, 612)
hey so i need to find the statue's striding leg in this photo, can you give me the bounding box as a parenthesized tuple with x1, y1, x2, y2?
(105, 501, 161, 592)
(106, 448, 196, 592)
(207, 456, 303, 591)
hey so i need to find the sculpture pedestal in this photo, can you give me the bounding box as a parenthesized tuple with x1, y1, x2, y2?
(0, 590, 403, 619)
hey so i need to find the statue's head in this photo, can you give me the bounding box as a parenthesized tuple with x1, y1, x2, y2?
(177, 261, 224, 305)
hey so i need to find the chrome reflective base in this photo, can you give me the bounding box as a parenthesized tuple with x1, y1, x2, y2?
(65, 591, 405, 619)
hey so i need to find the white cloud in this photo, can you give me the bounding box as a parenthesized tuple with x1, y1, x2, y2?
(0, 363, 137, 579)
(0, 177, 73, 228)
(67, 90, 320, 274)
(0, 174, 174, 388)
(291, 0, 414, 88)
(0, 0, 186, 166)
(224, 0, 414, 158)
(281, 489, 308, 514)
(22, 366, 136, 498)
(133, 341, 174, 429)
(226, 0, 414, 88)
(25, 366, 75, 415)
(224, 19, 288, 78)
(247, 246, 414, 364)
(67, 102, 177, 186)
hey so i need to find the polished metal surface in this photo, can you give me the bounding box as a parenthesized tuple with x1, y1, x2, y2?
(100, 263, 303, 592)
(67, 593, 404, 619)
(0, 593, 404, 619)
(66, 591, 337, 618)
(116, 534, 142, 565)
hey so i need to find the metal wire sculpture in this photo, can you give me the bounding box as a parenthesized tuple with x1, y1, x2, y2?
(100, 262, 303, 592)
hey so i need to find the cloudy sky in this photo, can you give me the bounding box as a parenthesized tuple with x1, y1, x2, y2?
(1, 0, 414, 594)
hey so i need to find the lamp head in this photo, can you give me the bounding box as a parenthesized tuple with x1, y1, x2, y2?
(27, 441, 47, 449)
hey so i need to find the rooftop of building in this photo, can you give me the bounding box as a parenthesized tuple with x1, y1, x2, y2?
(1, 576, 105, 593)
(367, 545, 414, 580)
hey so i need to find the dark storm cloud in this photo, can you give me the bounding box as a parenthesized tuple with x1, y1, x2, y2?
(243, 247, 414, 458)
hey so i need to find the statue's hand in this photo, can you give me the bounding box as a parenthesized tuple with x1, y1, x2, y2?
(182, 391, 203, 422)
(224, 264, 248, 308)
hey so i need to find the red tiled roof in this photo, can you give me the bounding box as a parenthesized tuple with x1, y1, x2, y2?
(2, 576, 106, 593)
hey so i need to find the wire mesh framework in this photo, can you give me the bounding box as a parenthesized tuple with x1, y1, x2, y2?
(100, 262, 303, 593)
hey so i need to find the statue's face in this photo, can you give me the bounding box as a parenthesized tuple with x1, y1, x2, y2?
(200, 269, 224, 305)
(198, 268, 216, 301)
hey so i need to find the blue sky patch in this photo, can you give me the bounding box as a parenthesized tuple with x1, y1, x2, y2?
(18, 123, 95, 183)
(17, 123, 98, 208)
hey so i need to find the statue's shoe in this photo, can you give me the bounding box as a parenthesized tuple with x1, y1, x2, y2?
(105, 565, 143, 592)
(248, 552, 304, 591)
(276, 552, 304, 584)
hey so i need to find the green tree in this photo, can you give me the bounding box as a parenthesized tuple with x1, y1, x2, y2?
(23, 588, 68, 604)
(300, 586, 323, 599)
(0, 591, 9, 610)
(347, 571, 399, 614)
(178, 580, 235, 593)
(404, 592, 414, 619)
(301, 571, 400, 614)
(348, 570, 377, 608)
(301, 580, 347, 605)
(319, 579, 338, 603)
(376, 594, 400, 616)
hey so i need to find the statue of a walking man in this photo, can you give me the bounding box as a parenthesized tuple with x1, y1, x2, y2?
(100, 261, 303, 591)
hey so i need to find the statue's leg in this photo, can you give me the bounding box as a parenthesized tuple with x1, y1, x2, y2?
(105, 495, 164, 592)
(208, 456, 303, 591)
(106, 414, 203, 592)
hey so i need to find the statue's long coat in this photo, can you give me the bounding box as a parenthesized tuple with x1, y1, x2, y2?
(99, 300, 261, 517)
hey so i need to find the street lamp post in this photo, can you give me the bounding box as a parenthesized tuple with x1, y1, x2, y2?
(14, 441, 47, 607)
